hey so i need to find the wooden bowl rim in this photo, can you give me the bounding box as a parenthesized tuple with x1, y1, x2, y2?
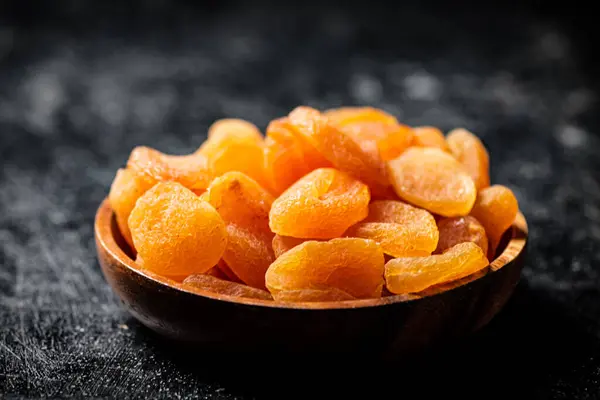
(95, 198, 528, 310)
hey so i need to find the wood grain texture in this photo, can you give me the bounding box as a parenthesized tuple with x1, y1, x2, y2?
(95, 198, 528, 356)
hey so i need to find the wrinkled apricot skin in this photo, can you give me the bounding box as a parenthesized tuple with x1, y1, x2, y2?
(274, 288, 356, 302)
(108, 168, 154, 248)
(446, 128, 490, 190)
(265, 238, 385, 300)
(325, 107, 414, 162)
(385, 242, 489, 294)
(128, 182, 228, 277)
(127, 146, 213, 193)
(435, 216, 489, 255)
(206, 172, 275, 289)
(272, 235, 312, 258)
(197, 120, 271, 191)
(470, 185, 519, 258)
(387, 147, 477, 217)
(345, 200, 439, 257)
(288, 106, 391, 197)
(269, 168, 370, 239)
(263, 118, 330, 195)
(183, 274, 273, 300)
(411, 126, 450, 152)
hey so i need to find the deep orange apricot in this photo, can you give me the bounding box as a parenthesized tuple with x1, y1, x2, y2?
(470, 185, 519, 258)
(387, 147, 477, 217)
(269, 168, 370, 239)
(345, 200, 439, 257)
(108, 168, 154, 248)
(385, 242, 489, 294)
(435, 216, 489, 255)
(411, 126, 450, 152)
(287, 106, 391, 197)
(197, 120, 271, 191)
(263, 118, 330, 195)
(205, 172, 275, 289)
(265, 238, 385, 300)
(446, 128, 490, 190)
(127, 146, 213, 193)
(128, 182, 228, 277)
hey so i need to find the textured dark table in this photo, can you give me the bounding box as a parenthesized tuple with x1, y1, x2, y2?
(1, 1, 599, 399)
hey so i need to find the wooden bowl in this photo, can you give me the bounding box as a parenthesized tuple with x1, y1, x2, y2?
(95, 198, 528, 357)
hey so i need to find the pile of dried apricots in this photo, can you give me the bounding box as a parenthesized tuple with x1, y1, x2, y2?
(108, 106, 519, 303)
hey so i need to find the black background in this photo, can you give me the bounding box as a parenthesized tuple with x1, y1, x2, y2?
(1, 1, 599, 398)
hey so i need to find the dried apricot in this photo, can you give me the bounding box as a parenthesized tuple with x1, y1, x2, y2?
(272, 235, 312, 258)
(128, 182, 227, 277)
(183, 274, 273, 300)
(274, 288, 356, 302)
(326, 107, 413, 162)
(345, 200, 438, 257)
(127, 146, 213, 193)
(387, 147, 477, 217)
(269, 168, 370, 239)
(287, 106, 391, 197)
(446, 128, 490, 190)
(197, 119, 271, 191)
(411, 126, 450, 152)
(263, 118, 330, 195)
(205, 172, 275, 289)
(470, 185, 518, 257)
(204, 265, 229, 280)
(435, 216, 488, 255)
(385, 242, 489, 294)
(325, 106, 399, 126)
(265, 238, 385, 300)
(207, 118, 263, 142)
(216, 259, 243, 283)
(108, 168, 154, 248)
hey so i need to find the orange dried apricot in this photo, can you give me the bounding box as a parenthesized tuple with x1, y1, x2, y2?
(205, 171, 275, 289)
(263, 118, 330, 195)
(216, 259, 243, 283)
(446, 128, 490, 190)
(128, 182, 227, 277)
(325, 106, 399, 126)
(197, 119, 271, 191)
(272, 235, 312, 258)
(269, 168, 370, 239)
(108, 168, 154, 248)
(470, 185, 518, 257)
(387, 147, 477, 217)
(326, 107, 413, 162)
(207, 118, 263, 142)
(274, 288, 356, 302)
(411, 126, 450, 152)
(183, 274, 273, 300)
(435, 216, 488, 255)
(204, 265, 229, 280)
(127, 146, 213, 193)
(385, 242, 489, 294)
(265, 238, 385, 300)
(287, 106, 391, 197)
(345, 200, 438, 257)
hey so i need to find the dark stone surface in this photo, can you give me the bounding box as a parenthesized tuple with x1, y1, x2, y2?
(1, 1, 599, 398)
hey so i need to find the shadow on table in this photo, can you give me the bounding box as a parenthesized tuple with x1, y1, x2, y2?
(133, 282, 597, 398)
